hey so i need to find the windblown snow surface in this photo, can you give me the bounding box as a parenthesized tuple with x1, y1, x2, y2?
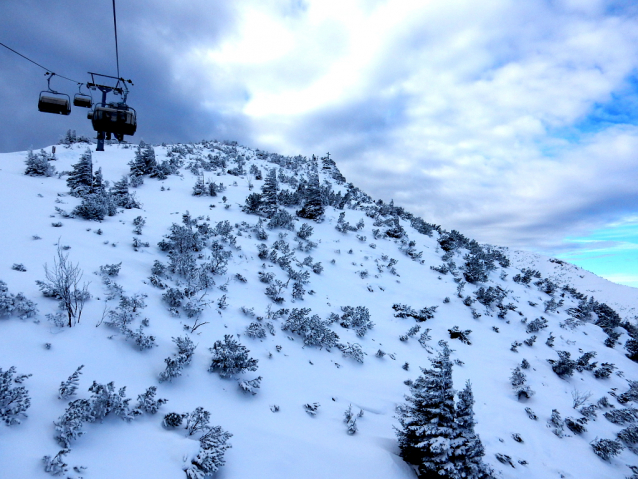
(1, 141, 637, 479)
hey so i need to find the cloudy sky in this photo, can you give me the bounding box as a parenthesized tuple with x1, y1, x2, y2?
(1, 0, 638, 286)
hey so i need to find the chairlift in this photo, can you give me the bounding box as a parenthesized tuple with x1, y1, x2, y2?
(38, 73, 71, 115)
(73, 83, 92, 108)
(88, 102, 137, 141)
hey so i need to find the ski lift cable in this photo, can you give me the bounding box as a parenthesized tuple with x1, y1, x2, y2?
(112, 0, 120, 79)
(0, 41, 82, 84)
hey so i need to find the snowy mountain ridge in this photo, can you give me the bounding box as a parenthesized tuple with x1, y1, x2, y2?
(1, 139, 637, 479)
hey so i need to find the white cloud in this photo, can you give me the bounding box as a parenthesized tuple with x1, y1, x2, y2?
(3, 0, 638, 263)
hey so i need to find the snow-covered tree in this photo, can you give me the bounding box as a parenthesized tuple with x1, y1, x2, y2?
(66, 148, 94, 197)
(296, 156, 324, 221)
(259, 168, 279, 218)
(396, 342, 458, 478)
(110, 175, 140, 209)
(129, 141, 157, 178)
(24, 149, 56, 177)
(452, 381, 494, 478)
(37, 245, 90, 327)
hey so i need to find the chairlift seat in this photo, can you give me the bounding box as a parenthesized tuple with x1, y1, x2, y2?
(38, 93, 71, 115)
(73, 94, 92, 108)
(90, 105, 137, 136)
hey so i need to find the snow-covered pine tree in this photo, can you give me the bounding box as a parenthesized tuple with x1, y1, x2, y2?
(396, 342, 458, 478)
(129, 141, 157, 178)
(72, 190, 117, 220)
(66, 148, 93, 197)
(110, 175, 140, 209)
(296, 155, 325, 221)
(24, 149, 56, 177)
(259, 168, 279, 218)
(452, 381, 494, 479)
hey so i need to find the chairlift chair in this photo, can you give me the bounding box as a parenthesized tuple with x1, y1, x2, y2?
(38, 91, 71, 115)
(73, 93, 92, 108)
(88, 103, 137, 139)
(73, 84, 93, 108)
(38, 73, 71, 115)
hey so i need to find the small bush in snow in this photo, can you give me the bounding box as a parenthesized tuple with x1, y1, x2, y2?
(392, 303, 437, 322)
(565, 417, 587, 435)
(99, 262, 122, 277)
(590, 438, 624, 461)
(58, 365, 84, 400)
(338, 342, 364, 363)
(42, 449, 70, 476)
(185, 407, 211, 436)
(580, 404, 598, 420)
(0, 366, 32, 425)
(159, 336, 196, 383)
(524, 335, 537, 347)
(547, 409, 564, 437)
(526, 317, 548, 333)
(339, 306, 374, 336)
(604, 408, 638, 425)
(37, 245, 90, 327)
(238, 376, 262, 395)
(281, 308, 339, 349)
(208, 335, 259, 378)
(593, 363, 617, 381)
(448, 326, 472, 345)
(304, 403, 320, 416)
(617, 426, 638, 445)
(548, 351, 577, 378)
(0, 280, 38, 319)
(185, 425, 233, 479)
(163, 412, 185, 429)
(617, 380, 638, 404)
(245, 322, 267, 339)
(510, 367, 534, 400)
(135, 386, 168, 414)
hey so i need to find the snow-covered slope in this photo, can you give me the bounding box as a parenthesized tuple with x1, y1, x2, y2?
(1, 141, 637, 479)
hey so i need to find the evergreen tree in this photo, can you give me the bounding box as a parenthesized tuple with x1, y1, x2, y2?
(24, 149, 56, 177)
(296, 156, 325, 221)
(66, 148, 93, 197)
(110, 175, 140, 209)
(129, 141, 157, 177)
(259, 168, 279, 218)
(452, 381, 494, 479)
(396, 342, 457, 478)
(92, 167, 105, 194)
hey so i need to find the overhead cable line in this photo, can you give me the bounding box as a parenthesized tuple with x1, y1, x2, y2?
(112, 0, 120, 79)
(0, 41, 82, 84)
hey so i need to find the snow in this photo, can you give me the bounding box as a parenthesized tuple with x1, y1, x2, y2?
(1, 141, 637, 479)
